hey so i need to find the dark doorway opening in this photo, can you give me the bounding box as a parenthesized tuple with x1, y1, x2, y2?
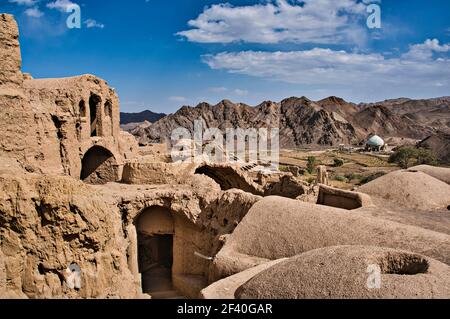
(138, 234, 174, 295)
(89, 94, 101, 137)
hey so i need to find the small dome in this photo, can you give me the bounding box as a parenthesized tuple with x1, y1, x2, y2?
(367, 135, 385, 147)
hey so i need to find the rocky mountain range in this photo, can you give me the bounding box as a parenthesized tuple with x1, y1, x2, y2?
(120, 110, 166, 131)
(121, 110, 166, 124)
(127, 96, 450, 149)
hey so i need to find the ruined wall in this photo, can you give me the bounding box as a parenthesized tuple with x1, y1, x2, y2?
(0, 14, 40, 170)
(0, 170, 260, 299)
(0, 14, 22, 88)
(194, 164, 264, 196)
(23, 75, 138, 179)
(122, 161, 197, 185)
(101, 178, 261, 298)
(0, 14, 139, 181)
(0, 172, 141, 298)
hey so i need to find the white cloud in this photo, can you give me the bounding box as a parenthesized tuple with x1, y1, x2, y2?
(209, 87, 228, 93)
(9, 0, 44, 19)
(402, 39, 450, 60)
(46, 0, 77, 12)
(169, 96, 188, 102)
(8, 0, 38, 6)
(234, 89, 248, 96)
(203, 39, 450, 92)
(177, 0, 369, 45)
(85, 19, 105, 29)
(24, 7, 44, 18)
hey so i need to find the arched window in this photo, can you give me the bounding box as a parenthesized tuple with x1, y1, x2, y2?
(80, 146, 117, 184)
(104, 100, 113, 118)
(79, 100, 86, 118)
(89, 94, 102, 137)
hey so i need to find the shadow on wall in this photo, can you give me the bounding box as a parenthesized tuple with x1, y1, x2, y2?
(195, 165, 261, 195)
(80, 145, 118, 185)
(317, 185, 370, 210)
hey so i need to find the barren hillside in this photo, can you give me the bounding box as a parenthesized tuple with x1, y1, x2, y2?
(130, 96, 450, 148)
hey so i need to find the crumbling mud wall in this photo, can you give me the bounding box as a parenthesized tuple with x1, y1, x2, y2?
(122, 161, 197, 185)
(0, 170, 260, 299)
(0, 14, 139, 182)
(23, 74, 138, 181)
(0, 172, 140, 299)
(0, 14, 40, 171)
(0, 14, 22, 89)
(264, 175, 306, 199)
(103, 178, 261, 298)
(194, 164, 264, 196)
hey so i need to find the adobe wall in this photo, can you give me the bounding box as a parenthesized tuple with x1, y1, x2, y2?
(0, 14, 40, 168)
(103, 180, 260, 298)
(122, 161, 197, 184)
(0, 14, 139, 181)
(0, 14, 22, 88)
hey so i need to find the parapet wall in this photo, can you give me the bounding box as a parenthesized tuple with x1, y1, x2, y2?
(317, 184, 374, 210)
(122, 161, 197, 184)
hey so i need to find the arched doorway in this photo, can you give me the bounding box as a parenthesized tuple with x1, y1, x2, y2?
(136, 206, 175, 297)
(80, 146, 118, 185)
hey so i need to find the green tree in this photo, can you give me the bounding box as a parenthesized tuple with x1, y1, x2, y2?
(333, 158, 344, 167)
(388, 147, 417, 169)
(416, 148, 438, 166)
(306, 156, 317, 174)
(388, 147, 437, 169)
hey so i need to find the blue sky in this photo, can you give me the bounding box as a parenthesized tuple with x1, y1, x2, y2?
(1, 0, 450, 113)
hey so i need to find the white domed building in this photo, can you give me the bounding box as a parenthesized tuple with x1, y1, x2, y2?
(365, 135, 386, 152)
